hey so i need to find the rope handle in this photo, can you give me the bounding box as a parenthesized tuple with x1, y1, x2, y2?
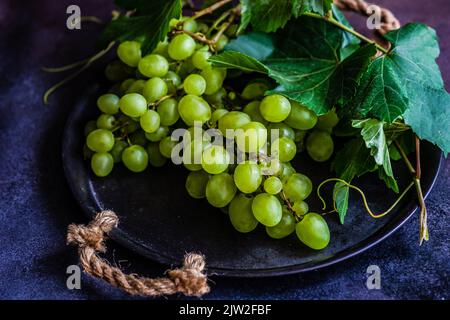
(66, 0, 400, 298)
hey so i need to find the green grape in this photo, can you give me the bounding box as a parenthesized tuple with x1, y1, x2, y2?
(168, 34, 196, 60)
(263, 176, 282, 195)
(192, 49, 212, 70)
(211, 108, 229, 126)
(159, 136, 177, 158)
(97, 94, 119, 115)
(218, 111, 251, 138)
(122, 145, 148, 172)
(183, 137, 211, 171)
(266, 209, 296, 239)
(169, 18, 179, 28)
(143, 77, 168, 103)
(117, 114, 139, 134)
(294, 130, 307, 143)
(178, 95, 211, 126)
(86, 129, 115, 152)
(183, 125, 205, 142)
(225, 24, 238, 37)
(182, 18, 198, 33)
(241, 83, 269, 100)
(251, 193, 282, 227)
(197, 22, 209, 34)
(215, 34, 228, 51)
(126, 79, 146, 94)
(84, 120, 97, 137)
(279, 162, 296, 180)
(117, 41, 141, 67)
(292, 201, 309, 216)
(185, 170, 209, 199)
(153, 41, 170, 58)
(259, 158, 282, 176)
(110, 139, 128, 163)
(243, 101, 267, 124)
(306, 130, 334, 162)
(316, 109, 339, 130)
(129, 130, 147, 146)
(260, 94, 291, 122)
(204, 87, 226, 107)
(120, 78, 136, 93)
(233, 162, 262, 193)
(119, 93, 148, 117)
(91, 152, 114, 177)
(201, 145, 230, 174)
(285, 101, 318, 130)
(267, 123, 295, 141)
(177, 58, 196, 78)
(283, 173, 313, 202)
(96, 114, 116, 130)
(83, 144, 94, 159)
(296, 213, 330, 250)
(145, 126, 169, 142)
(162, 71, 182, 87)
(271, 137, 297, 162)
(146, 142, 167, 167)
(138, 54, 169, 78)
(105, 60, 134, 82)
(157, 98, 179, 126)
(235, 121, 268, 153)
(229, 194, 259, 233)
(183, 74, 206, 96)
(200, 68, 225, 95)
(140, 109, 161, 133)
(205, 173, 236, 208)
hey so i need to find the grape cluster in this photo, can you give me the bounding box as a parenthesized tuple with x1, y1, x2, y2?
(83, 17, 340, 250)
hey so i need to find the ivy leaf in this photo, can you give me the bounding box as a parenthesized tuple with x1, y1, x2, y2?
(99, 0, 182, 54)
(212, 17, 376, 115)
(351, 23, 443, 123)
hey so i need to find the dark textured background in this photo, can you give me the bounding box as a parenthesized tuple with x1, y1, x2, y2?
(0, 0, 448, 300)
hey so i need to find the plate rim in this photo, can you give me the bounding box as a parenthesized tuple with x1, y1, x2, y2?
(62, 85, 444, 278)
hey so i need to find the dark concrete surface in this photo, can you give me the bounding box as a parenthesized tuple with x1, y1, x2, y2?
(0, 0, 448, 299)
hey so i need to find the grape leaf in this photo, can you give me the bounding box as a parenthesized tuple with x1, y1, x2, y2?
(331, 5, 360, 59)
(207, 51, 268, 73)
(351, 23, 443, 123)
(377, 167, 399, 193)
(388, 130, 415, 161)
(211, 17, 376, 115)
(99, 0, 182, 54)
(333, 182, 350, 224)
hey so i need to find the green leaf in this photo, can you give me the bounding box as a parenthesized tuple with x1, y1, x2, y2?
(208, 51, 268, 73)
(388, 130, 415, 161)
(403, 85, 450, 156)
(293, 0, 333, 16)
(377, 167, 399, 193)
(333, 182, 350, 224)
(352, 23, 443, 123)
(99, 0, 182, 54)
(331, 5, 360, 59)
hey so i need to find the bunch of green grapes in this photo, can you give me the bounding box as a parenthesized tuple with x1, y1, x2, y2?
(82, 16, 340, 251)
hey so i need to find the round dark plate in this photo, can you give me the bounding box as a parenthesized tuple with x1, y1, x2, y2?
(63, 84, 443, 277)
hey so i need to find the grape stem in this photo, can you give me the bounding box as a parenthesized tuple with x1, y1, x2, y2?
(317, 178, 414, 219)
(209, 7, 239, 51)
(280, 191, 301, 222)
(190, 0, 234, 20)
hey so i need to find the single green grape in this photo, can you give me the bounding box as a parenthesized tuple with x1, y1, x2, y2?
(294, 130, 307, 143)
(316, 109, 339, 130)
(192, 49, 212, 70)
(263, 176, 282, 195)
(120, 78, 136, 94)
(306, 130, 334, 162)
(122, 145, 148, 172)
(152, 41, 170, 59)
(97, 94, 119, 115)
(84, 120, 97, 137)
(119, 93, 148, 117)
(110, 139, 128, 163)
(241, 82, 269, 100)
(267, 123, 295, 141)
(162, 71, 182, 87)
(211, 108, 229, 126)
(185, 170, 209, 199)
(157, 98, 179, 126)
(218, 111, 251, 138)
(214, 34, 228, 51)
(145, 126, 169, 142)
(129, 130, 147, 146)
(205, 173, 237, 208)
(178, 94, 211, 126)
(243, 101, 267, 124)
(117, 114, 139, 134)
(292, 201, 309, 216)
(91, 152, 114, 177)
(260, 94, 291, 122)
(233, 162, 262, 194)
(296, 213, 330, 250)
(279, 162, 296, 181)
(266, 209, 296, 239)
(138, 54, 169, 78)
(283, 173, 313, 202)
(96, 114, 116, 130)
(126, 79, 146, 94)
(146, 142, 167, 167)
(142, 77, 168, 103)
(168, 34, 196, 60)
(182, 18, 198, 33)
(285, 101, 318, 130)
(200, 68, 225, 95)
(235, 121, 268, 153)
(201, 145, 230, 174)
(159, 136, 177, 158)
(140, 109, 161, 133)
(251, 193, 282, 227)
(197, 22, 209, 34)
(86, 129, 115, 152)
(105, 60, 134, 82)
(271, 137, 297, 162)
(183, 74, 207, 96)
(204, 87, 226, 107)
(229, 194, 259, 233)
(117, 41, 141, 67)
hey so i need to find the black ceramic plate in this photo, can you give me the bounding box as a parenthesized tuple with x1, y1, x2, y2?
(63, 84, 443, 277)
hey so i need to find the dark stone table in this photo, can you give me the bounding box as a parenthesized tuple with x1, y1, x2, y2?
(0, 0, 448, 299)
